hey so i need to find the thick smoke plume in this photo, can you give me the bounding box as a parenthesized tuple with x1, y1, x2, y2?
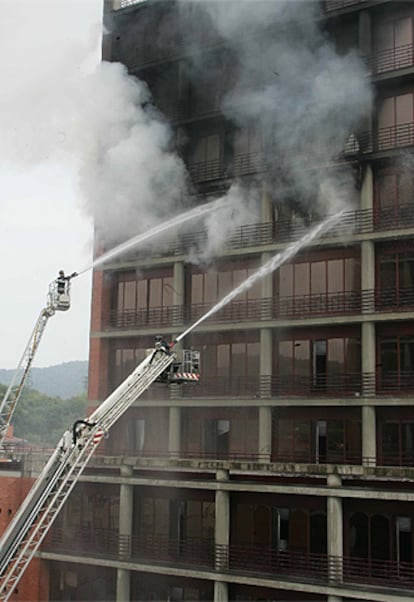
(177, 0, 372, 217)
(0, 0, 372, 258)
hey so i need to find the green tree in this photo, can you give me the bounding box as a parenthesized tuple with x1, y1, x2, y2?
(0, 384, 87, 447)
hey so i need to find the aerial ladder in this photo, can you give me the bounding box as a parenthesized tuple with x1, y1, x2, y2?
(0, 338, 200, 601)
(0, 274, 77, 450)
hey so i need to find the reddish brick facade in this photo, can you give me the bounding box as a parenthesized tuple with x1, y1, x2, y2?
(0, 473, 49, 601)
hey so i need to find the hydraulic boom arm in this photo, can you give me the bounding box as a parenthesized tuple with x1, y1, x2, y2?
(0, 307, 54, 449)
(0, 348, 174, 601)
(0, 275, 76, 450)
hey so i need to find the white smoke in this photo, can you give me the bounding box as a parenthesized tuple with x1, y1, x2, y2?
(188, 183, 260, 264)
(178, 0, 372, 216)
(0, 1, 197, 246)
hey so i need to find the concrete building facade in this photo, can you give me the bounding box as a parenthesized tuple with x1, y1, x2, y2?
(17, 0, 414, 600)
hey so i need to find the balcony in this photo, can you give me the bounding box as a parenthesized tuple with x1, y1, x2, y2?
(111, 204, 413, 265)
(375, 287, 414, 312)
(374, 203, 414, 231)
(346, 122, 414, 155)
(188, 158, 224, 183)
(324, 0, 366, 12)
(107, 287, 414, 333)
(44, 528, 414, 592)
(108, 290, 364, 331)
(104, 370, 414, 401)
(180, 373, 363, 399)
(369, 44, 414, 76)
(377, 371, 414, 395)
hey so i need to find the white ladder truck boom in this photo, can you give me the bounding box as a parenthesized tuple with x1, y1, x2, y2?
(0, 274, 77, 450)
(0, 339, 200, 601)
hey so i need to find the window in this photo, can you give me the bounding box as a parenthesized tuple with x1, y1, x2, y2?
(279, 257, 359, 301)
(377, 93, 414, 149)
(380, 336, 414, 390)
(382, 421, 414, 464)
(191, 266, 260, 306)
(203, 419, 230, 457)
(278, 337, 361, 394)
(202, 341, 259, 382)
(375, 17, 413, 72)
(114, 272, 174, 327)
(378, 252, 414, 308)
(376, 170, 414, 222)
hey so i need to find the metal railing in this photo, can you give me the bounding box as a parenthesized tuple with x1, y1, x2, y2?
(343, 555, 414, 586)
(377, 371, 414, 394)
(188, 158, 224, 182)
(179, 373, 364, 399)
(374, 203, 414, 231)
(324, 0, 365, 11)
(105, 204, 414, 265)
(103, 370, 414, 400)
(368, 43, 414, 75)
(6, 442, 414, 471)
(43, 529, 414, 591)
(375, 287, 414, 312)
(108, 290, 368, 330)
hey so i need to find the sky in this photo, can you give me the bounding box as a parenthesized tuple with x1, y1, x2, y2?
(0, 0, 103, 368)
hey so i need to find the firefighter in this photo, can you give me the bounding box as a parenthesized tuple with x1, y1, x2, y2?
(56, 270, 78, 294)
(154, 335, 172, 354)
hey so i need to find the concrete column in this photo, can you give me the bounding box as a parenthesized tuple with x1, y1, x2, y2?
(116, 466, 133, 602)
(168, 406, 181, 457)
(173, 261, 185, 326)
(170, 339, 183, 402)
(358, 10, 372, 57)
(258, 406, 272, 463)
(261, 186, 273, 223)
(260, 328, 272, 398)
(361, 241, 375, 313)
(360, 164, 374, 314)
(215, 470, 230, 572)
(361, 322, 376, 397)
(261, 252, 274, 320)
(360, 164, 373, 212)
(362, 405, 376, 466)
(214, 581, 228, 602)
(116, 570, 130, 602)
(327, 474, 343, 586)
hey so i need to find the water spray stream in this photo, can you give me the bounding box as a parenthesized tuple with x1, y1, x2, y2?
(175, 210, 345, 343)
(78, 197, 231, 274)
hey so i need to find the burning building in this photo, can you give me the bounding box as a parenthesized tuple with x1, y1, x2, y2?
(6, 0, 414, 600)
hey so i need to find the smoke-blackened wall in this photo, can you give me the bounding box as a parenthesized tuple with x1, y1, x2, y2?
(173, 0, 372, 216)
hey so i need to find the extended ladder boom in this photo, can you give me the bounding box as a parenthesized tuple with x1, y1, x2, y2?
(0, 307, 54, 449)
(0, 348, 174, 601)
(0, 275, 76, 450)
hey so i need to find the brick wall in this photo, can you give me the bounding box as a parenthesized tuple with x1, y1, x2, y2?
(0, 473, 49, 601)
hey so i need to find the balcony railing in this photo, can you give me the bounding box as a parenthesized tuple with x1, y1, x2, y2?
(44, 529, 414, 591)
(109, 204, 414, 265)
(104, 370, 414, 400)
(324, 0, 365, 11)
(375, 287, 414, 312)
(180, 373, 363, 399)
(108, 290, 366, 330)
(377, 371, 414, 395)
(188, 158, 224, 182)
(374, 203, 414, 231)
(368, 43, 414, 75)
(6, 441, 414, 472)
(271, 449, 362, 465)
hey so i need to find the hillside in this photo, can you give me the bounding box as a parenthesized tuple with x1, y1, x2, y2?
(0, 383, 87, 447)
(0, 360, 88, 399)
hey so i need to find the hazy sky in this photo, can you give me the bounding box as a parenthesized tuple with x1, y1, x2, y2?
(0, 0, 103, 368)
